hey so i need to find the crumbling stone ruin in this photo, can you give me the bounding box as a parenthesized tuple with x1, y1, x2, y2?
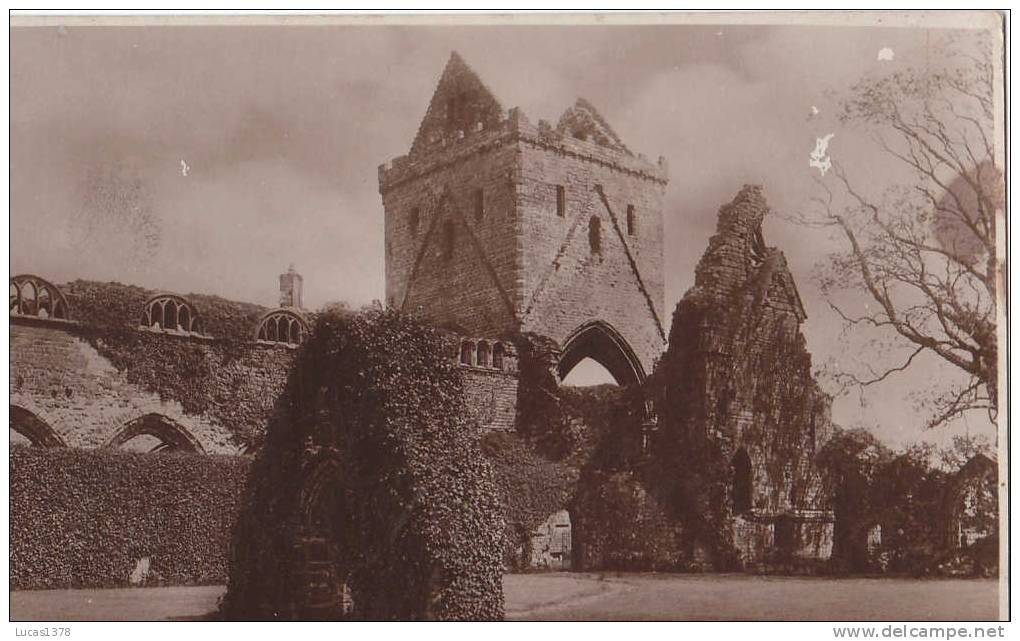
(653, 185, 835, 567)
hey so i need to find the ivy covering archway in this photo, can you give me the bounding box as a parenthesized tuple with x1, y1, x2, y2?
(220, 308, 505, 621)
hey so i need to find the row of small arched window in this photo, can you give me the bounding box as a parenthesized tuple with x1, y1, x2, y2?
(11, 274, 307, 346)
(459, 339, 508, 370)
(141, 295, 307, 346)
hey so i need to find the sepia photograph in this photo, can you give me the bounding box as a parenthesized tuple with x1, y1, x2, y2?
(7, 10, 1009, 627)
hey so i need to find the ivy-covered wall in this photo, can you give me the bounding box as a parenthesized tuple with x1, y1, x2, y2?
(10, 445, 250, 590)
(222, 309, 505, 621)
(10, 280, 298, 452)
(11, 279, 531, 453)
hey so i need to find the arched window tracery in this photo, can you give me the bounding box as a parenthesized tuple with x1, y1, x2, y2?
(9, 275, 70, 320)
(140, 294, 202, 334)
(256, 309, 309, 346)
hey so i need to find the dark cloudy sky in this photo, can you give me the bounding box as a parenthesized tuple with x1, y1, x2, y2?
(9, 16, 999, 449)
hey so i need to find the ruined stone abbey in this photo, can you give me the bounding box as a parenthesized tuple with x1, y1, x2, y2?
(11, 52, 837, 577)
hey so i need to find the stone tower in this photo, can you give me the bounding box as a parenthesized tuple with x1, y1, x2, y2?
(378, 52, 668, 383)
(279, 265, 303, 309)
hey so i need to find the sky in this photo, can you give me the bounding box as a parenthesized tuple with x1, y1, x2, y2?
(9, 16, 1001, 450)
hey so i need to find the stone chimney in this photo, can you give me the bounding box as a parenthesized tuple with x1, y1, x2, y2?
(279, 264, 303, 309)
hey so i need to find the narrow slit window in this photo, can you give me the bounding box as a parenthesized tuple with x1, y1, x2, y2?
(588, 216, 602, 254)
(410, 207, 421, 236)
(627, 205, 636, 236)
(556, 185, 566, 217)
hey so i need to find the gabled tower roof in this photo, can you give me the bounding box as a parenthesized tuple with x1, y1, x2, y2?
(409, 52, 505, 157)
(555, 98, 631, 155)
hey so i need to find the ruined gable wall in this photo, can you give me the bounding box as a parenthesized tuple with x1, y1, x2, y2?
(663, 186, 831, 518)
(515, 119, 667, 375)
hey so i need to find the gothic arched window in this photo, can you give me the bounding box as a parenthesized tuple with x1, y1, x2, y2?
(141, 295, 201, 334)
(256, 309, 308, 346)
(10, 274, 70, 320)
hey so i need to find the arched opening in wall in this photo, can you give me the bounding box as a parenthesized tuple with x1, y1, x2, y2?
(10, 427, 32, 446)
(557, 321, 645, 387)
(298, 462, 355, 619)
(105, 414, 205, 454)
(945, 455, 998, 550)
(732, 448, 753, 514)
(119, 434, 171, 453)
(10, 275, 71, 320)
(10, 406, 66, 448)
(560, 358, 615, 387)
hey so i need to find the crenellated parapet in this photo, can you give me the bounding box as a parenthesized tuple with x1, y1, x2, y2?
(378, 104, 667, 195)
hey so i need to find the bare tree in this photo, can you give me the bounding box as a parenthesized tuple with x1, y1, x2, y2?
(804, 39, 1002, 428)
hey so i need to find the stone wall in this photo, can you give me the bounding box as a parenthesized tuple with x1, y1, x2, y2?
(10, 317, 290, 454)
(515, 115, 667, 377)
(461, 367, 519, 432)
(10, 280, 523, 454)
